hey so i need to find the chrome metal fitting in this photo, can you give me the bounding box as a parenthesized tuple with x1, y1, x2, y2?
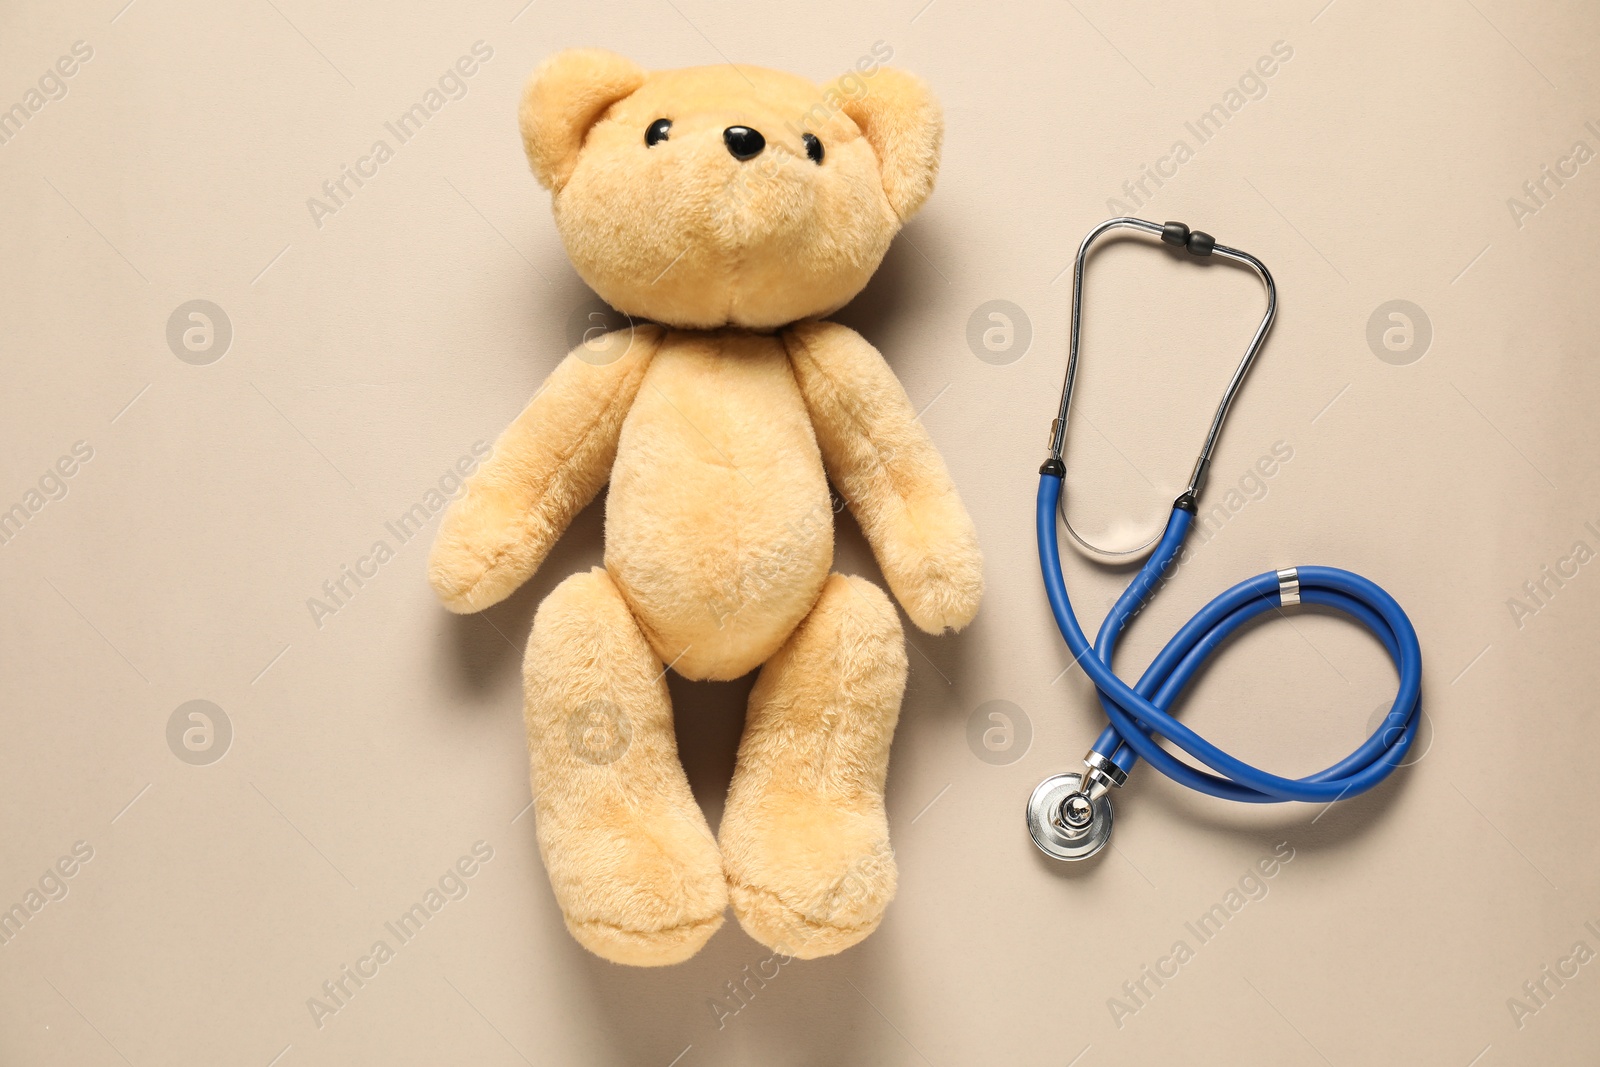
(1276, 567, 1301, 607)
(1083, 750, 1128, 799)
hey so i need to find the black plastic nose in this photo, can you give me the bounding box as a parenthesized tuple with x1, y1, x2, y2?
(723, 126, 765, 161)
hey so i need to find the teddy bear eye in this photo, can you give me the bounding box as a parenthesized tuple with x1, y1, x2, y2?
(803, 133, 824, 164)
(645, 118, 672, 147)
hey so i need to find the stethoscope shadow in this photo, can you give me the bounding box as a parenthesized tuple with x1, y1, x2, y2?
(1026, 767, 1419, 884)
(1145, 756, 1416, 844)
(1029, 838, 1115, 879)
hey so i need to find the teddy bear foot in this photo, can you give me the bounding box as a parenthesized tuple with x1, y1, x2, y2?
(725, 799, 897, 959)
(523, 567, 727, 967)
(718, 573, 909, 959)
(562, 870, 726, 967)
(549, 798, 728, 967)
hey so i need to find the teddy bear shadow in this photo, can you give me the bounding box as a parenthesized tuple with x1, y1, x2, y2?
(831, 221, 923, 344)
(564, 907, 893, 1064)
(441, 487, 607, 697)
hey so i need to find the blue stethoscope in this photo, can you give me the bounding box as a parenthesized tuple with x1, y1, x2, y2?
(1027, 217, 1424, 860)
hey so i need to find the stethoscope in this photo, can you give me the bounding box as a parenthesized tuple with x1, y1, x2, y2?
(1027, 217, 1424, 861)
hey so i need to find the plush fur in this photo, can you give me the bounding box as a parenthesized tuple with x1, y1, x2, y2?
(429, 49, 981, 966)
(720, 573, 908, 958)
(523, 567, 727, 965)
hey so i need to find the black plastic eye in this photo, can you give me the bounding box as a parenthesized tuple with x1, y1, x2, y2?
(803, 133, 824, 164)
(645, 118, 671, 147)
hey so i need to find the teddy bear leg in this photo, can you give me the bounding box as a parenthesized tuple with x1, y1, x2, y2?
(719, 573, 909, 959)
(523, 566, 727, 966)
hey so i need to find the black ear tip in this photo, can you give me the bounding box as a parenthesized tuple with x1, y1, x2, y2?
(1160, 221, 1216, 256)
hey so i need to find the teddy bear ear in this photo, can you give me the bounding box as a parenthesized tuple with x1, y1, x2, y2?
(827, 67, 943, 221)
(519, 49, 646, 192)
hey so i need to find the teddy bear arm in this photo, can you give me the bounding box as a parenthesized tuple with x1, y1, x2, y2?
(427, 327, 662, 613)
(786, 322, 983, 634)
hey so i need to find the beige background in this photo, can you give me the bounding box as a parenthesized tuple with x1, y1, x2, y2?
(3, 0, 1598, 1063)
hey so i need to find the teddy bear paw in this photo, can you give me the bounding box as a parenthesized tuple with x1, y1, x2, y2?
(898, 557, 984, 634)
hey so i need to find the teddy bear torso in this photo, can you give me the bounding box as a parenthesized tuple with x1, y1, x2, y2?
(604, 328, 834, 683)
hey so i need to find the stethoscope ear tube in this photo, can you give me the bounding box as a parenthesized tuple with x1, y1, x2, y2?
(1050, 217, 1276, 561)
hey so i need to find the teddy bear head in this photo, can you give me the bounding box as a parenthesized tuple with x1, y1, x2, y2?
(519, 49, 942, 331)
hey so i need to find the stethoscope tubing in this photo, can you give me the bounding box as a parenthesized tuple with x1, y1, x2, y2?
(1037, 472, 1424, 804)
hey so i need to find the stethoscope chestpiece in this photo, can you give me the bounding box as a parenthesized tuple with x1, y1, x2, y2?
(1026, 772, 1113, 861)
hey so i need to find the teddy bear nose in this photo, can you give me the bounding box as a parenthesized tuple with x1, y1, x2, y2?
(722, 126, 766, 161)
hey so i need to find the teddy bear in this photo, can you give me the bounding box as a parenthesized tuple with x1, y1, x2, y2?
(427, 48, 982, 966)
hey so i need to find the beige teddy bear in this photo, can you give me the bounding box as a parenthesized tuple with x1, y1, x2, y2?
(428, 49, 982, 966)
